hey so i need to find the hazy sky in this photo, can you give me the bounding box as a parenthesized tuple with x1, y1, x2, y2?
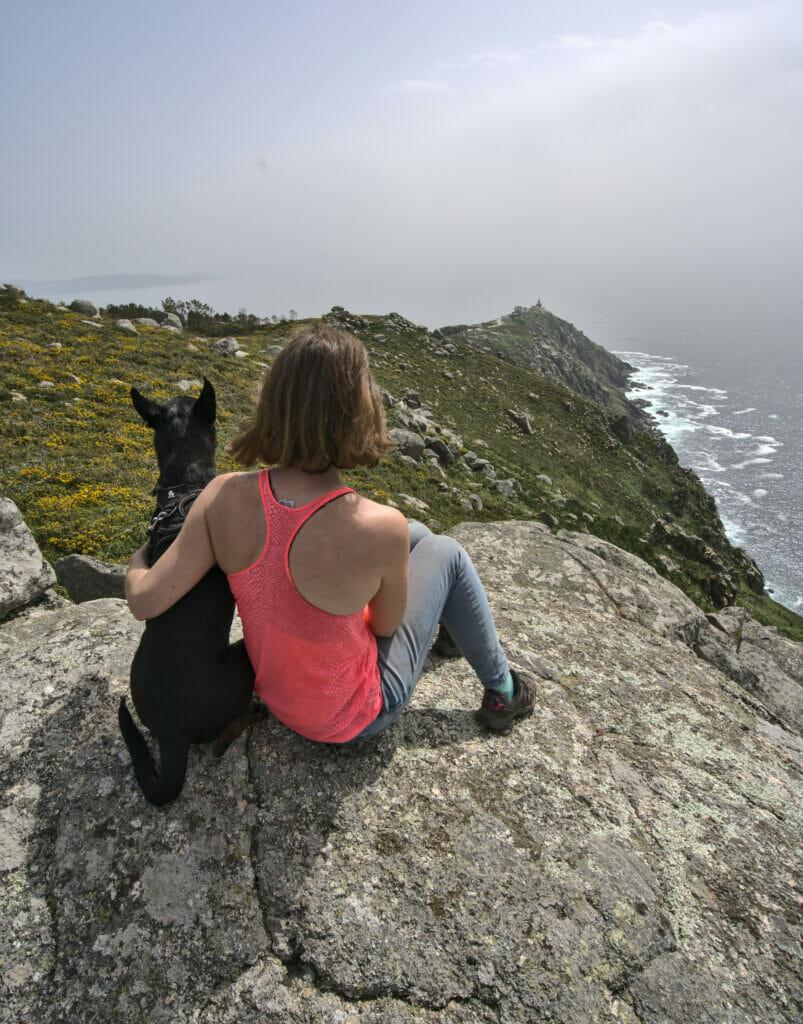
(3, 0, 802, 331)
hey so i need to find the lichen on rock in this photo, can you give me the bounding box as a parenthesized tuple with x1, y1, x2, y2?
(0, 518, 800, 1023)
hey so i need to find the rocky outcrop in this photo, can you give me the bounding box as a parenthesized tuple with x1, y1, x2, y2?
(114, 318, 138, 336)
(388, 427, 425, 461)
(161, 312, 183, 331)
(1, 515, 801, 1023)
(54, 553, 126, 602)
(1, 283, 27, 298)
(0, 499, 56, 619)
(69, 299, 100, 317)
(448, 308, 649, 426)
(212, 336, 246, 357)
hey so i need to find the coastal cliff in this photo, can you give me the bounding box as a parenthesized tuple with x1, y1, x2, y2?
(440, 304, 648, 427)
(1, 506, 801, 1023)
(1, 289, 799, 639)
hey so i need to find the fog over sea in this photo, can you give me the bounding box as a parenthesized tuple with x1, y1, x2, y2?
(585, 297, 801, 615)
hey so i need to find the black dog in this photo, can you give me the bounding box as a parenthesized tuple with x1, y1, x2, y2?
(118, 378, 258, 805)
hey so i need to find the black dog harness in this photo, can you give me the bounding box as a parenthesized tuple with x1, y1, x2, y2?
(147, 483, 205, 562)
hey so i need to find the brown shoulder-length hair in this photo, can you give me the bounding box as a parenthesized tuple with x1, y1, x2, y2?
(229, 323, 393, 471)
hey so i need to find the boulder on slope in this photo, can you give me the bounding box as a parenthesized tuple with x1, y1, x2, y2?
(0, 498, 56, 620)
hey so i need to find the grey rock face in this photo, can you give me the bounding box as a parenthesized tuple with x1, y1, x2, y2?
(506, 408, 534, 434)
(388, 428, 425, 461)
(0, 521, 800, 1023)
(132, 317, 160, 327)
(470, 458, 497, 482)
(2, 283, 27, 298)
(0, 498, 56, 620)
(697, 610, 803, 734)
(114, 318, 138, 336)
(212, 336, 241, 356)
(54, 554, 126, 602)
(69, 299, 99, 317)
(610, 413, 635, 443)
(161, 312, 183, 331)
(425, 437, 457, 466)
(495, 477, 522, 498)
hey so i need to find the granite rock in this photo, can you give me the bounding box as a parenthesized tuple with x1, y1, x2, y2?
(54, 553, 126, 602)
(0, 498, 56, 620)
(0, 521, 800, 1023)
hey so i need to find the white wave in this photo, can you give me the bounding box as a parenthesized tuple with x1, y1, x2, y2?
(718, 511, 747, 546)
(752, 489, 768, 499)
(674, 385, 728, 396)
(759, 472, 784, 479)
(729, 457, 774, 470)
(703, 425, 752, 440)
(614, 350, 677, 362)
(694, 404, 721, 420)
(697, 455, 727, 473)
(733, 407, 758, 415)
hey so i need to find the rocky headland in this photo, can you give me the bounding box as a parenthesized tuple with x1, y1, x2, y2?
(440, 303, 648, 428)
(1, 500, 801, 1023)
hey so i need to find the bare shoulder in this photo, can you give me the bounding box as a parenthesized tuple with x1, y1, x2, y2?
(201, 471, 258, 505)
(350, 497, 409, 570)
(354, 495, 409, 537)
(201, 471, 265, 573)
(199, 471, 261, 532)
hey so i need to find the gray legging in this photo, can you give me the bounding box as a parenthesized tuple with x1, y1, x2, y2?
(354, 521, 509, 739)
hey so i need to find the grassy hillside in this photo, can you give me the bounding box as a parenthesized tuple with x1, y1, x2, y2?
(1, 292, 800, 641)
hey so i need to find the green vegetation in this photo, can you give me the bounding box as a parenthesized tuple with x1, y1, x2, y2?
(103, 297, 298, 337)
(1, 291, 800, 642)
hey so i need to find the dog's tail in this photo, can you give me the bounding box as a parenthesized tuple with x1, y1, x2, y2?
(118, 698, 190, 807)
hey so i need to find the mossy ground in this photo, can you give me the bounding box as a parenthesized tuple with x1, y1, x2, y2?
(1, 293, 800, 641)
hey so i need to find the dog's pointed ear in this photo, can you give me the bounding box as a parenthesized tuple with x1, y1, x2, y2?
(192, 376, 216, 425)
(131, 387, 163, 427)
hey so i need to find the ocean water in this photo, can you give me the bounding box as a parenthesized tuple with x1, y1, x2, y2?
(597, 302, 802, 615)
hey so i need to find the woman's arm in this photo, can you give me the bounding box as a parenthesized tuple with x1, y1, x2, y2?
(125, 481, 220, 620)
(365, 508, 410, 637)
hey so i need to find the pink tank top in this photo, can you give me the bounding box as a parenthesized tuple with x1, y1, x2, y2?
(227, 470, 383, 743)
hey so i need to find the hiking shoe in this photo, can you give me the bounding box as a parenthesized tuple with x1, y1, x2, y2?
(432, 624, 462, 658)
(475, 669, 536, 733)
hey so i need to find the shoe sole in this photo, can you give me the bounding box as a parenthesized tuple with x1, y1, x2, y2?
(475, 704, 534, 734)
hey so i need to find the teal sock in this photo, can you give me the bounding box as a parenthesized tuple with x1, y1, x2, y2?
(488, 671, 515, 701)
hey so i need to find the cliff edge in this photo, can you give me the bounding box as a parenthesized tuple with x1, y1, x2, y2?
(1, 504, 801, 1023)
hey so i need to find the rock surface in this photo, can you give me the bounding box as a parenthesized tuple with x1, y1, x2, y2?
(0, 520, 801, 1023)
(69, 298, 100, 317)
(114, 318, 138, 336)
(54, 553, 126, 602)
(212, 336, 242, 356)
(388, 428, 425, 461)
(0, 499, 56, 619)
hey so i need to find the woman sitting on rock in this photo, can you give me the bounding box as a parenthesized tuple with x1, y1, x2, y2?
(125, 323, 535, 741)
